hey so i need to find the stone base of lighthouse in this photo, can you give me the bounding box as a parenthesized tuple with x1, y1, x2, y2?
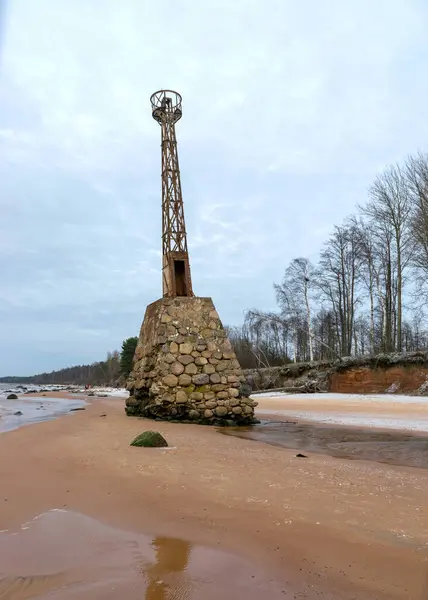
(125, 297, 257, 424)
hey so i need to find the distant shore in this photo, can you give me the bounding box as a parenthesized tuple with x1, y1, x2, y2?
(0, 391, 427, 598)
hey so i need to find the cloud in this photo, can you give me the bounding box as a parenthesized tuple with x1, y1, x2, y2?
(0, 0, 428, 374)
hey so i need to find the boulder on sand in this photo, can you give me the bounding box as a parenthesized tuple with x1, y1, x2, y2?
(130, 431, 168, 448)
(7, 394, 18, 400)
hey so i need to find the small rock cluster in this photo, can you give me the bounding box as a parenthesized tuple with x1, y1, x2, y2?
(126, 297, 257, 424)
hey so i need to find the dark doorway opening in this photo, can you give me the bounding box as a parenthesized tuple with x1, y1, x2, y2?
(174, 260, 187, 296)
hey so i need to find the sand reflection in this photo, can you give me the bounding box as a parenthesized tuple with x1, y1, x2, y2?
(0, 511, 283, 599)
(145, 537, 192, 600)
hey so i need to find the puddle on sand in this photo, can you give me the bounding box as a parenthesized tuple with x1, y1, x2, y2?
(0, 510, 287, 599)
(221, 420, 428, 469)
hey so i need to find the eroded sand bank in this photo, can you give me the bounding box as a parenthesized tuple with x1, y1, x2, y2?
(0, 393, 427, 599)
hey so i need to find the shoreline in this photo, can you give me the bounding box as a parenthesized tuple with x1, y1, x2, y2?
(1, 393, 428, 598)
(0, 395, 87, 433)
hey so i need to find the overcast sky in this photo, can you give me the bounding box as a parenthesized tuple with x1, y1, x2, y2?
(1, 0, 427, 375)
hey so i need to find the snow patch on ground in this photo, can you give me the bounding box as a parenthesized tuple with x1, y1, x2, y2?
(87, 387, 129, 398)
(258, 409, 428, 432)
(0, 384, 129, 399)
(253, 392, 428, 432)
(251, 392, 428, 405)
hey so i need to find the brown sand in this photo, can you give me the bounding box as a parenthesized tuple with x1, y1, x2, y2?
(1, 393, 428, 599)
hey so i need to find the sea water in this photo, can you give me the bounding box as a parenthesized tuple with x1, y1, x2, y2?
(0, 383, 86, 433)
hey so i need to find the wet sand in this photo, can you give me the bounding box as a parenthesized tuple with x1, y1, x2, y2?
(0, 393, 428, 599)
(222, 420, 428, 469)
(0, 510, 283, 600)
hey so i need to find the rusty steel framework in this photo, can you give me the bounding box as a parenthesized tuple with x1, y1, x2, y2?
(150, 89, 194, 298)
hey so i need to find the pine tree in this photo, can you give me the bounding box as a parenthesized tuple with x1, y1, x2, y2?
(120, 337, 138, 378)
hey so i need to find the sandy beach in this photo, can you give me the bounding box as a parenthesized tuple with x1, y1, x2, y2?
(1, 392, 428, 599)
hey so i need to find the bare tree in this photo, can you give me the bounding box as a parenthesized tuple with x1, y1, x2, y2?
(318, 223, 361, 356)
(350, 217, 378, 353)
(274, 258, 316, 361)
(406, 152, 428, 297)
(246, 309, 342, 361)
(360, 165, 412, 352)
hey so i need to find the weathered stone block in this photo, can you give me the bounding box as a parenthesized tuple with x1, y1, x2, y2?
(163, 374, 178, 387)
(211, 383, 225, 392)
(178, 355, 194, 365)
(185, 363, 198, 375)
(178, 373, 192, 386)
(192, 373, 209, 386)
(195, 356, 208, 366)
(216, 362, 229, 372)
(171, 362, 185, 375)
(176, 390, 188, 403)
(179, 342, 193, 355)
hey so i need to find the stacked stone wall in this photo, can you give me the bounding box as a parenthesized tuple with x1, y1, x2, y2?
(126, 297, 257, 424)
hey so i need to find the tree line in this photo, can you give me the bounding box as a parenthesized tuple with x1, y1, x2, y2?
(0, 338, 138, 385)
(230, 151, 428, 369)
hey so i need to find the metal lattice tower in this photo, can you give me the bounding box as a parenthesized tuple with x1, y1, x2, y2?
(150, 89, 194, 298)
